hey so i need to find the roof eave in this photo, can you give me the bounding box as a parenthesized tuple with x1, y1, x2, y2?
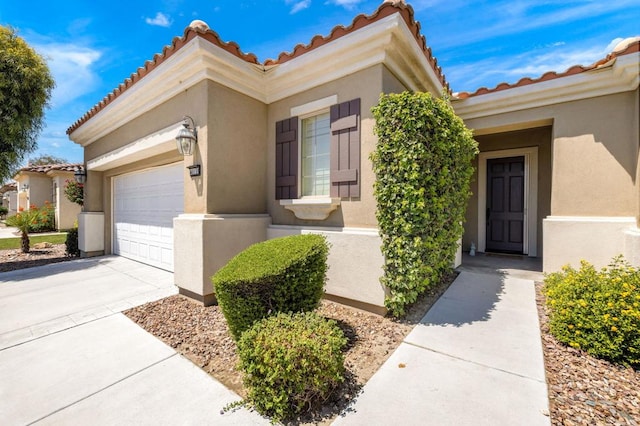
(453, 52, 640, 120)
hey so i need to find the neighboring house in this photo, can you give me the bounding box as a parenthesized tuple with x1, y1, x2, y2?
(0, 183, 18, 217)
(66, 1, 639, 313)
(13, 164, 84, 230)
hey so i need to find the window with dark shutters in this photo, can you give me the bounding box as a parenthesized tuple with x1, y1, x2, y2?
(275, 117, 299, 200)
(330, 98, 360, 198)
(275, 97, 361, 202)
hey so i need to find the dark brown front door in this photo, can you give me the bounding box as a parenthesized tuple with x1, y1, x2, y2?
(486, 156, 525, 254)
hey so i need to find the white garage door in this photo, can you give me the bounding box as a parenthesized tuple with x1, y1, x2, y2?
(113, 163, 183, 271)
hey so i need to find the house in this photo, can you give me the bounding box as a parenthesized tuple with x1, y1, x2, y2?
(66, 1, 639, 313)
(13, 164, 84, 231)
(453, 37, 640, 272)
(0, 183, 18, 217)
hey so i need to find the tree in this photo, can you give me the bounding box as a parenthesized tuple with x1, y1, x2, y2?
(0, 26, 55, 182)
(29, 154, 68, 165)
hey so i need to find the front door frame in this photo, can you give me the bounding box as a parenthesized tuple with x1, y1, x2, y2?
(478, 147, 538, 256)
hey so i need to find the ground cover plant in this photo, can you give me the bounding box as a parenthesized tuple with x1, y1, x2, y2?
(372, 91, 478, 315)
(543, 256, 640, 368)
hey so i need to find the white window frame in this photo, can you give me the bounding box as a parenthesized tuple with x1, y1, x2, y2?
(290, 95, 337, 199)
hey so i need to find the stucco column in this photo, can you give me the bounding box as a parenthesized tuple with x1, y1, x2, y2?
(173, 214, 271, 305)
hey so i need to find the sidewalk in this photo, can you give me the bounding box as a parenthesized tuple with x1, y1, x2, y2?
(333, 260, 550, 425)
(0, 256, 268, 425)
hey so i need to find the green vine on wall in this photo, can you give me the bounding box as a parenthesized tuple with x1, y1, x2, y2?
(372, 91, 478, 316)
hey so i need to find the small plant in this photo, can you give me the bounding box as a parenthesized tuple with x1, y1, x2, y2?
(543, 256, 640, 368)
(212, 234, 328, 340)
(237, 311, 347, 422)
(65, 227, 80, 257)
(28, 202, 55, 233)
(0, 205, 8, 219)
(64, 179, 83, 206)
(5, 208, 39, 252)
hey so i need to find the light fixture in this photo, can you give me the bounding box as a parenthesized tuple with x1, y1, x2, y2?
(175, 116, 197, 156)
(74, 169, 86, 184)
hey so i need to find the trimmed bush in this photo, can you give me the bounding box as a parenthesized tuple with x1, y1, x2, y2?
(65, 228, 80, 257)
(543, 256, 640, 368)
(237, 311, 347, 422)
(212, 234, 328, 340)
(372, 91, 478, 315)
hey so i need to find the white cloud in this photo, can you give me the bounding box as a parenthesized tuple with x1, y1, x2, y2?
(145, 12, 173, 27)
(33, 43, 102, 108)
(326, 0, 364, 10)
(447, 37, 622, 93)
(288, 0, 311, 14)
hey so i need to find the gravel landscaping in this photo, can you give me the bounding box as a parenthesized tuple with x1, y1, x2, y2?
(124, 273, 456, 424)
(0, 243, 73, 272)
(536, 282, 640, 425)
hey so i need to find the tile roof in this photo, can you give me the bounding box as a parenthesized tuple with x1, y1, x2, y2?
(0, 183, 17, 193)
(18, 163, 84, 174)
(66, 1, 447, 135)
(456, 38, 640, 99)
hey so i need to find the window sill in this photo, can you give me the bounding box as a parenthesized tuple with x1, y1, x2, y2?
(279, 198, 341, 220)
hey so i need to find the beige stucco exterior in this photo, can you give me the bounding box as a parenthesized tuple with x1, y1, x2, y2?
(68, 3, 639, 311)
(68, 9, 446, 312)
(12, 169, 81, 231)
(456, 80, 640, 271)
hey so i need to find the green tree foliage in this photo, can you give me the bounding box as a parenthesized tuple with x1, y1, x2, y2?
(29, 154, 68, 165)
(372, 92, 478, 315)
(0, 26, 55, 182)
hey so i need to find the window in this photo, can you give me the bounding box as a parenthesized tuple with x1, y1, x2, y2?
(301, 112, 330, 196)
(275, 98, 361, 201)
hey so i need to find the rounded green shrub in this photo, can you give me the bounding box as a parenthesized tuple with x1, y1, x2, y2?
(237, 311, 347, 422)
(543, 256, 640, 368)
(212, 234, 328, 340)
(372, 91, 478, 316)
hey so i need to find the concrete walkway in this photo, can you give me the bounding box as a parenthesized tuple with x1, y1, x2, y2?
(0, 254, 550, 425)
(334, 256, 550, 425)
(0, 256, 268, 425)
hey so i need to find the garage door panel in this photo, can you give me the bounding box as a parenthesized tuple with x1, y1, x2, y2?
(113, 163, 183, 272)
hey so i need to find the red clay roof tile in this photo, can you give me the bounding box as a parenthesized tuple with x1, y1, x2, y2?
(456, 39, 640, 99)
(19, 164, 84, 174)
(66, 2, 448, 135)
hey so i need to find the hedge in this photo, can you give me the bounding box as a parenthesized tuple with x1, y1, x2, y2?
(372, 91, 477, 315)
(212, 234, 328, 340)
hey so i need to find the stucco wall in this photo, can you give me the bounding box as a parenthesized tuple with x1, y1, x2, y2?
(84, 80, 209, 215)
(464, 126, 552, 253)
(25, 174, 52, 208)
(51, 174, 81, 230)
(267, 64, 424, 229)
(205, 81, 268, 214)
(462, 90, 639, 219)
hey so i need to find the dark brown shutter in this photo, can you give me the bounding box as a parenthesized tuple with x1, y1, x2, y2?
(275, 117, 298, 200)
(330, 98, 360, 198)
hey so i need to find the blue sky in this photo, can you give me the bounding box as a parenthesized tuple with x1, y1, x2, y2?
(1, 0, 638, 166)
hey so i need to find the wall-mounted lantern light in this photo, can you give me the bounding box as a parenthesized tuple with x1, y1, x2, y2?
(175, 116, 197, 156)
(74, 169, 87, 184)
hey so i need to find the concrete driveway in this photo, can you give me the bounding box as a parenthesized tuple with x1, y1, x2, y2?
(0, 256, 268, 425)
